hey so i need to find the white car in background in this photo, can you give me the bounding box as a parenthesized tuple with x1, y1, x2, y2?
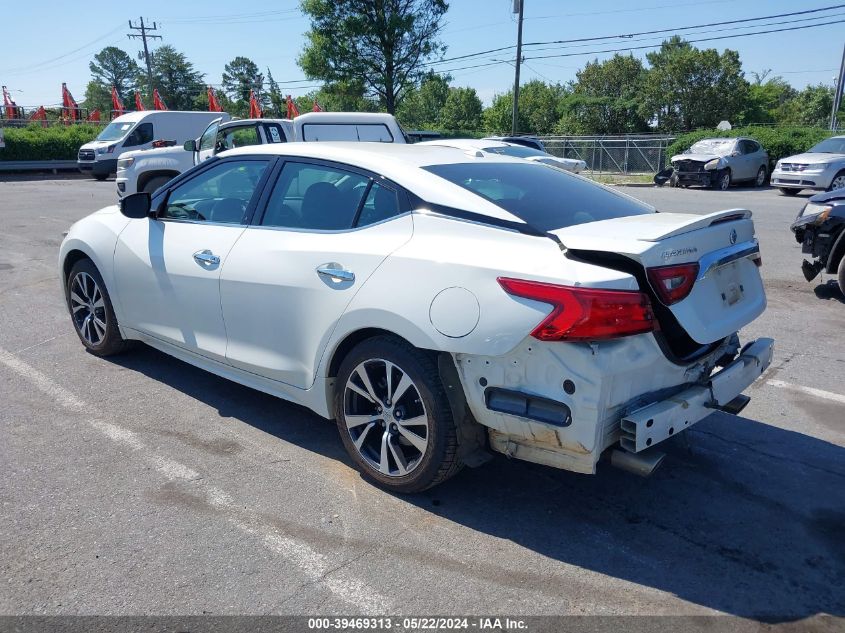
(771, 135, 845, 196)
(60, 143, 772, 493)
(420, 138, 587, 173)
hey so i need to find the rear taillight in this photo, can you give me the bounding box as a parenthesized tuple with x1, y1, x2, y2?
(646, 263, 699, 305)
(497, 277, 656, 342)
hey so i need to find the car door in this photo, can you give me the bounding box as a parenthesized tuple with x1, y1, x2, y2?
(220, 159, 414, 388)
(196, 118, 223, 164)
(113, 157, 273, 362)
(737, 140, 758, 180)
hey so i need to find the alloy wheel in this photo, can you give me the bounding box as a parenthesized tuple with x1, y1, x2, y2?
(831, 174, 845, 191)
(756, 167, 766, 186)
(70, 272, 107, 346)
(720, 172, 731, 190)
(343, 358, 430, 477)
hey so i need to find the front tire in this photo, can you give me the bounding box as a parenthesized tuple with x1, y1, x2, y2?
(66, 259, 129, 357)
(829, 170, 845, 192)
(714, 169, 731, 191)
(334, 336, 462, 493)
(779, 187, 800, 196)
(142, 175, 171, 195)
(838, 255, 845, 298)
(93, 173, 109, 181)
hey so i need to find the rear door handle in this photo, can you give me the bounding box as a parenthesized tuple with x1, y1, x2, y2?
(193, 249, 220, 266)
(316, 265, 355, 283)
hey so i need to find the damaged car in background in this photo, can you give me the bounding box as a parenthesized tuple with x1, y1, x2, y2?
(656, 137, 769, 191)
(790, 188, 845, 296)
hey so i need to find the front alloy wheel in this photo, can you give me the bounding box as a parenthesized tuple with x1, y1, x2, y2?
(334, 336, 463, 493)
(70, 271, 107, 347)
(716, 170, 731, 191)
(830, 171, 845, 192)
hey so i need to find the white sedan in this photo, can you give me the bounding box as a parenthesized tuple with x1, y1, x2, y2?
(60, 142, 773, 492)
(419, 137, 587, 173)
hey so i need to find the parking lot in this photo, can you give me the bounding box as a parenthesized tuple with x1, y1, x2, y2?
(0, 177, 843, 623)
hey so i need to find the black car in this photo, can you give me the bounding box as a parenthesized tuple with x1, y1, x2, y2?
(483, 135, 546, 151)
(790, 189, 845, 296)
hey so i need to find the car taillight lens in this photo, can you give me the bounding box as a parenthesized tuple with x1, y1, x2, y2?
(497, 277, 656, 342)
(646, 263, 699, 305)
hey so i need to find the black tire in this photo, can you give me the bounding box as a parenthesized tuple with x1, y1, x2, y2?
(66, 258, 130, 357)
(828, 170, 845, 192)
(838, 255, 845, 299)
(713, 169, 731, 191)
(779, 187, 800, 196)
(93, 173, 109, 181)
(334, 336, 462, 493)
(142, 175, 171, 195)
(754, 165, 767, 187)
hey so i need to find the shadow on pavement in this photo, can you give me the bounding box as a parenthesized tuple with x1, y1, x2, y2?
(111, 345, 845, 622)
(814, 281, 845, 303)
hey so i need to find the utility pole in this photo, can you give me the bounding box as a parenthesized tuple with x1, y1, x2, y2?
(511, 0, 524, 135)
(831, 41, 845, 131)
(127, 17, 162, 98)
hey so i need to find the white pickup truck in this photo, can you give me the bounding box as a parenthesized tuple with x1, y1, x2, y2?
(116, 112, 407, 196)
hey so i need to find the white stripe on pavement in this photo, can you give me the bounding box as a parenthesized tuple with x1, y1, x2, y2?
(766, 379, 845, 405)
(0, 346, 391, 613)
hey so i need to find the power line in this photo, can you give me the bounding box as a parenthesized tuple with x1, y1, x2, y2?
(0, 24, 124, 74)
(423, 3, 845, 67)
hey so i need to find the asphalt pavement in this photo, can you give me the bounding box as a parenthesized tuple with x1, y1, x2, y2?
(0, 177, 842, 626)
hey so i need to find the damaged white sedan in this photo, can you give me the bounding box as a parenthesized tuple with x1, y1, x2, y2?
(59, 142, 773, 493)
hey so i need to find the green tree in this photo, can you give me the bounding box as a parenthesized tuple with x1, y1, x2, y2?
(439, 86, 483, 130)
(266, 68, 286, 117)
(149, 45, 205, 110)
(740, 72, 797, 125)
(300, 80, 380, 113)
(483, 81, 567, 134)
(396, 73, 450, 128)
(88, 46, 141, 104)
(643, 36, 749, 131)
(777, 84, 835, 127)
(222, 56, 265, 106)
(561, 54, 649, 134)
(83, 81, 112, 115)
(299, 0, 448, 113)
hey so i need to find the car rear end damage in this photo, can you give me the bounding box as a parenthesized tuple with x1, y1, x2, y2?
(451, 208, 771, 476)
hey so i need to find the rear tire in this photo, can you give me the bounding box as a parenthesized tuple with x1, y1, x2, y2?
(755, 165, 767, 187)
(66, 259, 130, 357)
(779, 188, 800, 196)
(334, 336, 462, 493)
(838, 255, 845, 299)
(93, 173, 108, 181)
(142, 175, 171, 195)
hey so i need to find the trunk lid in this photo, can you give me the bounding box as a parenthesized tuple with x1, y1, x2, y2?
(551, 209, 765, 344)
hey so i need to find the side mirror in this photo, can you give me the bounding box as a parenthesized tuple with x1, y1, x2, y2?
(119, 192, 152, 219)
(731, 150, 740, 157)
(184, 139, 198, 152)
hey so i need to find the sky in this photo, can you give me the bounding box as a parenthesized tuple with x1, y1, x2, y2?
(2, 0, 844, 109)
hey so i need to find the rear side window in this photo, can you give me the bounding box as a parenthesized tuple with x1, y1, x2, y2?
(357, 183, 402, 226)
(423, 162, 654, 231)
(219, 126, 261, 151)
(261, 162, 369, 230)
(301, 123, 394, 142)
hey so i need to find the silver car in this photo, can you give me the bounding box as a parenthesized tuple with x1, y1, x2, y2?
(770, 135, 845, 196)
(670, 137, 769, 191)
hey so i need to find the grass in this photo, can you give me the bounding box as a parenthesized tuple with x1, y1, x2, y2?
(585, 172, 655, 185)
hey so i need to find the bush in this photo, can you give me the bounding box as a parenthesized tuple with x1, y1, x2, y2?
(0, 124, 102, 161)
(666, 126, 833, 167)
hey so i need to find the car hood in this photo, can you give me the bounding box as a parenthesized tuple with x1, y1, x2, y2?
(780, 152, 845, 165)
(121, 145, 186, 159)
(809, 188, 845, 204)
(671, 153, 720, 163)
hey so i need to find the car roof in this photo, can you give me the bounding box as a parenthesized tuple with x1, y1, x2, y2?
(220, 142, 532, 223)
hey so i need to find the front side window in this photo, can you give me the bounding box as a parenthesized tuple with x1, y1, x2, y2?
(261, 162, 369, 230)
(424, 162, 654, 232)
(199, 122, 219, 151)
(123, 123, 153, 147)
(162, 160, 269, 224)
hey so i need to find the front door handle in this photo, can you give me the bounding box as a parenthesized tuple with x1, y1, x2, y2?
(316, 265, 355, 283)
(193, 249, 220, 266)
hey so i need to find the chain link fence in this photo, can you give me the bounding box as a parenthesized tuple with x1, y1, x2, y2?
(538, 135, 676, 175)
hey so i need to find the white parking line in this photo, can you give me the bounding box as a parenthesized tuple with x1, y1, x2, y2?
(766, 379, 845, 405)
(0, 346, 391, 613)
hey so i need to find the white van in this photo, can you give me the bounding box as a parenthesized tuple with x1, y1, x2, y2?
(116, 112, 406, 196)
(77, 111, 230, 180)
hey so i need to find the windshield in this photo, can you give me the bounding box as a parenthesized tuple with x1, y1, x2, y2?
(482, 144, 547, 159)
(808, 137, 845, 154)
(688, 139, 735, 156)
(96, 121, 134, 142)
(424, 162, 654, 231)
